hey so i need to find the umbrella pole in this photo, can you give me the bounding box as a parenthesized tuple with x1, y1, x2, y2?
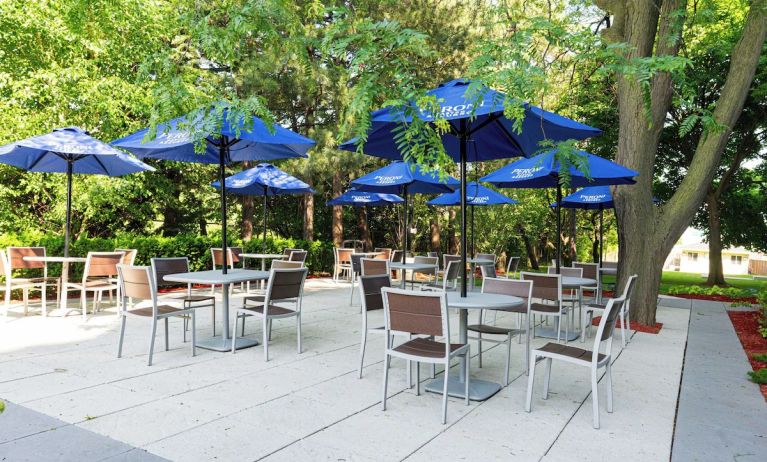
(460, 124, 468, 298)
(219, 141, 228, 274)
(64, 159, 73, 258)
(403, 185, 409, 258)
(556, 183, 562, 274)
(599, 208, 604, 264)
(471, 205, 475, 257)
(263, 186, 268, 253)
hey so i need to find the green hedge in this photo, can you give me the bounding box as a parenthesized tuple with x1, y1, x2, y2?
(0, 231, 335, 277)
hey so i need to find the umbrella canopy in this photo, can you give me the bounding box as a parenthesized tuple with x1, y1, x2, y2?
(0, 127, 155, 256)
(351, 161, 458, 256)
(341, 79, 601, 298)
(427, 181, 517, 206)
(482, 151, 637, 270)
(327, 188, 404, 206)
(339, 79, 601, 161)
(212, 163, 313, 252)
(113, 107, 315, 273)
(480, 150, 638, 188)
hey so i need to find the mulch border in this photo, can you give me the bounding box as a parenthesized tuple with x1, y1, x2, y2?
(726, 310, 767, 401)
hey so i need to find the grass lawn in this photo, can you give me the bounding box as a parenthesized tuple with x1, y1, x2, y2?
(600, 271, 767, 294)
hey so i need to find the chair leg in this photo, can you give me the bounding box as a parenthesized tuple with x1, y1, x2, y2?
(525, 354, 536, 412)
(358, 327, 367, 379)
(164, 318, 169, 351)
(81, 290, 87, 322)
(231, 315, 239, 354)
(212, 303, 217, 337)
(478, 333, 483, 368)
(504, 334, 512, 386)
(542, 358, 552, 399)
(296, 313, 302, 354)
(415, 362, 420, 396)
(241, 313, 246, 337)
(183, 315, 188, 343)
(191, 311, 197, 357)
(263, 317, 269, 361)
(117, 315, 126, 358)
(4, 287, 10, 317)
(22, 288, 28, 316)
(464, 350, 470, 406)
(381, 352, 391, 411)
(606, 361, 613, 413)
(591, 368, 600, 429)
(148, 319, 157, 366)
(441, 358, 449, 425)
(41, 284, 47, 317)
(620, 312, 626, 348)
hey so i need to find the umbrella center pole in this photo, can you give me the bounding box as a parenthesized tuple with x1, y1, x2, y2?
(599, 208, 604, 264)
(219, 140, 229, 274)
(556, 184, 562, 274)
(459, 122, 468, 298)
(403, 185, 409, 259)
(263, 186, 268, 253)
(64, 158, 73, 258)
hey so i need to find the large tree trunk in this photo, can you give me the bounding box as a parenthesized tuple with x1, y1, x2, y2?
(447, 208, 459, 254)
(332, 170, 343, 247)
(357, 207, 371, 250)
(706, 192, 726, 285)
(430, 213, 441, 253)
(519, 226, 539, 270)
(303, 178, 314, 242)
(240, 162, 254, 240)
(602, 0, 766, 325)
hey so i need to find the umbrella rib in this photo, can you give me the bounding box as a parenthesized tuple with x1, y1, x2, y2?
(92, 154, 110, 175)
(27, 151, 56, 171)
(491, 119, 527, 155)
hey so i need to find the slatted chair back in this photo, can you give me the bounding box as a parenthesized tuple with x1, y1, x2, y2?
(390, 250, 404, 263)
(150, 257, 190, 289)
(360, 274, 391, 311)
(211, 248, 226, 267)
(115, 249, 138, 266)
(271, 260, 303, 270)
(283, 248, 302, 257)
(479, 263, 497, 279)
(573, 262, 598, 281)
(374, 248, 392, 260)
(288, 250, 307, 264)
(443, 260, 461, 288)
(520, 272, 562, 304)
(476, 253, 496, 263)
(482, 277, 533, 301)
(594, 296, 626, 344)
(116, 265, 154, 302)
(443, 254, 461, 271)
(601, 261, 618, 269)
(506, 256, 520, 276)
(7, 247, 47, 270)
(361, 258, 388, 276)
(336, 248, 353, 264)
(228, 247, 243, 265)
(547, 266, 583, 278)
(265, 267, 308, 303)
(85, 252, 124, 278)
(382, 287, 448, 338)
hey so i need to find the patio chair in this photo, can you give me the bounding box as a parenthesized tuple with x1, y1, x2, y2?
(151, 257, 216, 337)
(111, 248, 137, 306)
(4, 247, 60, 317)
(283, 248, 303, 257)
(210, 248, 240, 294)
(479, 261, 498, 279)
(468, 278, 533, 384)
(349, 253, 365, 305)
(600, 261, 619, 300)
(505, 256, 521, 278)
(68, 251, 124, 321)
(410, 255, 438, 288)
(288, 250, 308, 266)
(476, 253, 496, 263)
(233, 266, 308, 361)
(427, 251, 440, 268)
(421, 260, 460, 291)
(526, 295, 626, 429)
(374, 247, 392, 261)
(583, 274, 638, 347)
(361, 258, 389, 276)
(547, 266, 583, 321)
(333, 248, 353, 282)
(116, 265, 197, 366)
(440, 254, 461, 278)
(390, 249, 405, 280)
(520, 272, 568, 343)
(271, 260, 303, 270)
(380, 287, 470, 424)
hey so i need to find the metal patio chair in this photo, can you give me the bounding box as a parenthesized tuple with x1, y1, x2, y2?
(151, 257, 216, 337)
(4, 247, 59, 317)
(583, 274, 638, 347)
(520, 272, 568, 343)
(68, 251, 124, 321)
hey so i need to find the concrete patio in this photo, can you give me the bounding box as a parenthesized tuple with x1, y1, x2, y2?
(0, 279, 700, 460)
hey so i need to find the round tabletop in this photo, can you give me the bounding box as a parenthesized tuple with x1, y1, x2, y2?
(240, 253, 285, 259)
(22, 256, 87, 263)
(164, 269, 270, 285)
(390, 262, 437, 271)
(562, 276, 597, 288)
(446, 292, 523, 310)
(468, 258, 494, 264)
(599, 267, 617, 275)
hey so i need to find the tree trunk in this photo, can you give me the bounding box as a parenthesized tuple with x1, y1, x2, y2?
(240, 162, 254, 240)
(430, 213, 441, 253)
(199, 217, 207, 236)
(332, 170, 343, 247)
(519, 226, 539, 270)
(567, 206, 577, 264)
(447, 208, 459, 254)
(602, 0, 766, 325)
(357, 207, 371, 250)
(706, 192, 726, 285)
(303, 178, 314, 242)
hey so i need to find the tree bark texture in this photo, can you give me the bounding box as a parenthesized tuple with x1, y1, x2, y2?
(303, 177, 314, 242)
(705, 192, 726, 285)
(332, 170, 343, 247)
(430, 213, 441, 253)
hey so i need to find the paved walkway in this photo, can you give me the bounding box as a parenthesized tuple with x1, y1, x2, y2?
(0, 279, 690, 460)
(671, 300, 767, 461)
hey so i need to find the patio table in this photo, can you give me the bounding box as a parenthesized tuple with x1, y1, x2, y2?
(390, 261, 438, 289)
(536, 276, 597, 341)
(22, 255, 86, 316)
(423, 292, 524, 401)
(164, 269, 269, 352)
(240, 253, 285, 271)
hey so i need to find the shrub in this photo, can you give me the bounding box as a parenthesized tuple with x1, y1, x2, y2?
(666, 284, 753, 300)
(757, 289, 767, 339)
(748, 368, 767, 385)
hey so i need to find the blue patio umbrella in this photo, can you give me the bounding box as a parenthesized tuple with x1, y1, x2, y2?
(428, 181, 517, 256)
(340, 78, 601, 296)
(327, 189, 404, 248)
(552, 186, 659, 263)
(0, 127, 155, 256)
(482, 150, 638, 271)
(351, 161, 458, 256)
(211, 163, 314, 252)
(113, 106, 315, 273)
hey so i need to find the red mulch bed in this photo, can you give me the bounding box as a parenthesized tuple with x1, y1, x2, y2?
(727, 310, 767, 401)
(591, 315, 663, 334)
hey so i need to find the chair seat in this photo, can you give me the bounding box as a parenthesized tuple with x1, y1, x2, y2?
(467, 324, 521, 336)
(535, 342, 606, 363)
(240, 304, 296, 316)
(530, 302, 562, 314)
(127, 305, 187, 317)
(174, 294, 215, 303)
(71, 280, 117, 290)
(392, 337, 466, 359)
(243, 294, 266, 303)
(5, 278, 50, 288)
(584, 302, 608, 312)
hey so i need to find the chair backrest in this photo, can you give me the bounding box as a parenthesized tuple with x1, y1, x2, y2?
(288, 250, 307, 264)
(506, 256, 520, 276)
(272, 260, 303, 270)
(211, 248, 225, 267)
(381, 287, 448, 338)
(442, 260, 461, 288)
(427, 251, 440, 267)
(350, 253, 365, 274)
(593, 296, 626, 353)
(374, 248, 392, 260)
(228, 247, 243, 265)
(601, 261, 618, 269)
(413, 256, 437, 266)
(115, 248, 138, 266)
(520, 272, 562, 304)
(479, 263, 497, 279)
(547, 266, 583, 278)
(0, 249, 9, 280)
(150, 257, 190, 288)
(283, 247, 302, 257)
(620, 274, 638, 307)
(361, 258, 389, 276)
(336, 248, 353, 264)
(116, 265, 155, 304)
(390, 249, 404, 263)
(359, 274, 391, 311)
(443, 254, 461, 271)
(482, 278, 533, 311)
(85, 252, 124, 278)
(476, 253, 496, 263)
(7, 247, 46, 270)
(265, 267, 308, 303)
(573, 262, 598, 281)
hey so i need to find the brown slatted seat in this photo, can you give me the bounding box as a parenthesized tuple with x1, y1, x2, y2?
(530, 302, 560, 313)
(240, 304, 295, 316)
(466, 324, 522, 336)
(536, 342, 606, 363)
(393, 337, 466, 358)
(128, 305, 187, 317)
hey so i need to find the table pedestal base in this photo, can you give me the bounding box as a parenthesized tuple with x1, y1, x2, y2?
(45, 308, 81, 318)
(535, 327, 580, 342)
(195, 336, 259, 352)
(423, 376, 502, 401)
